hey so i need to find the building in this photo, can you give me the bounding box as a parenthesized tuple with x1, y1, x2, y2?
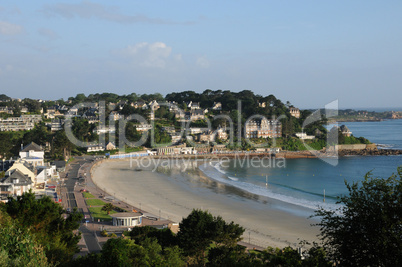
(189, 109, 204, 121)
(0, 115, 42, 131)
(295, 132, 315, 140)
(111, 212, 143, 227)
(187, 101, 200, 110)
(49, 118, 64, 131)
(6, 159, 36, 184)
(148, 100, 160, 111)
(87, 145, 105, 152)
(289, 107, 301, 118)
(19, 142, 45, 167)
(340, 125, 352, 137)
(211, 102, 222, 111)
(0, 169, 33, 200)
(245, 118, 282, 138)
(106, 142, 116, 150)
(198, 130, 215, 143)
(136, 123, 152, 132)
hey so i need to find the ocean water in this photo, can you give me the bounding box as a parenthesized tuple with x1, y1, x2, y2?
(338, 119, 402, 150)
(197, 119, 402, 215)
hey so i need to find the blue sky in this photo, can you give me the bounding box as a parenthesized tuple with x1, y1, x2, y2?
(0, 1, 401, 108)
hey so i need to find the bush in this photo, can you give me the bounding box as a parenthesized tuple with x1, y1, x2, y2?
(108, 233, 117, 238)
(100, 230, 108, 237)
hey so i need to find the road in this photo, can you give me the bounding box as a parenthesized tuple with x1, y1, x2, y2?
(64, 156, 102, 253)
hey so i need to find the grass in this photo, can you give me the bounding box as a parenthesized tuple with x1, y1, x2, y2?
(83, 192, 95, 198)
(88, 207, 116, 221)
(86, 199, 107, 206)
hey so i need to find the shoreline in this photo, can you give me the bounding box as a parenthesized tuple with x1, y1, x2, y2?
(91, 158, 321, 249)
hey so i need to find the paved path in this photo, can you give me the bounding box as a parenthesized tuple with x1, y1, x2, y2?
(62, 156, 103, 254)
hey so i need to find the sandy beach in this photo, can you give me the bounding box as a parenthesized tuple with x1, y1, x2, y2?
(91, 158, 320, 249)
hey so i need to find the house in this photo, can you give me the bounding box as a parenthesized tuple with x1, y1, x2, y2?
(49, 118, 64, 131)
(6, 159, 36, 184)
(295, 132, 315, 140)
(148, 100, 160, 111)
(187, 101, 200, 110)
(340, 125, 352, 137)
(0, 169, 33, 200)
(215, 127, 228, 141)
(170, 134, 182, 145)
(94, 126, 116, 135)
(211, 102, 222, 111)
(19, 142, 45, 167)
(132, 101, 148, 109)
(87, 145, 105, 153)
(258, 102, 266, 108)
(0, 106, 13, 114)
(52, 161, 66, 172)
(198, 130, 215, 143)
(188, 127, 205, 135)
(289, 107, 301, 118)
(136, 123, 152, 132)
(106, 142, 116, 150)
(110, 111, 123, 121)
(245, 118, 282, 139)
(168, 102, 179, 112)
(189, 109, 204, 121)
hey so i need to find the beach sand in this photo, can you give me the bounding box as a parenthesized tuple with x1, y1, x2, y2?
(91, 158, 320, 249)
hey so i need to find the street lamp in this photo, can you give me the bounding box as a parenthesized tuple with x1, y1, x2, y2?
(249, 231, 251, 244)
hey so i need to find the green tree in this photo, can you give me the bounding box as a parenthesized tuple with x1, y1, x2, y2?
(314, 167, 402, 266)
(101, 203, 114, 215)
(0, 210, 50, 267)
(101, 238, 149, 266)
(177, 209, 244, 265)
(4, 191, 82, 265)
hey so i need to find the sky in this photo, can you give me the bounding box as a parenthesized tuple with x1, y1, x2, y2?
(0, 0, 401, 109)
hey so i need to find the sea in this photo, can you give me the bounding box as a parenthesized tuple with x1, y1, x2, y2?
(194, 119, 402, 216)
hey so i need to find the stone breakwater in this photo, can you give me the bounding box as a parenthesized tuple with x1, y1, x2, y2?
(338, 149, 402, 157)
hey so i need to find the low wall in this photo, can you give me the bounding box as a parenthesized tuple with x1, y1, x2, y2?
(327, 144, 377, 152)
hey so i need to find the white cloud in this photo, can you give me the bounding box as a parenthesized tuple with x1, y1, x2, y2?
(118, 42, 174, 68)
(0, 21, 23, 35)
(196, 56, 210, 68)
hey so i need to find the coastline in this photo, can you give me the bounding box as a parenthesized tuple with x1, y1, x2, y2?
(91, 158, 321, 249)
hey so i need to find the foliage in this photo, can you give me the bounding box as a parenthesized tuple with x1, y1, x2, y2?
(128, 226, 178, 248)
(0, 210, 50, 267)
(101, 203, 114, 215)
(3, 191, 82, 265)
(177, 209, 244, 264)
(100, 230, 108, 237)
(71, 117, 97, 142)
(313, 167, 402, 266)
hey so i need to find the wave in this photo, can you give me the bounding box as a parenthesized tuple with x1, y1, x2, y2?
(202, 162, 340, 212)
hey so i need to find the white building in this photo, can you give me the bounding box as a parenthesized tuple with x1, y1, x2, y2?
(111, 212, 143, 227)
(19, 142, 45, 167)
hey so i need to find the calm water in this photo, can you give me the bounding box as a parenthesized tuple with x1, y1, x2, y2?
(198, 119, 402, 214)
